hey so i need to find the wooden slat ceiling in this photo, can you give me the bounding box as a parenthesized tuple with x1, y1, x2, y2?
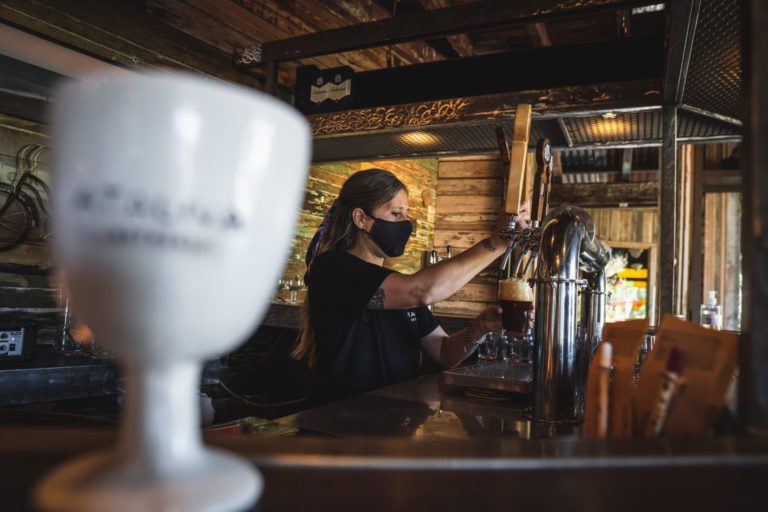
(0, 0, 743, 159)
(1, 0, 665, 90)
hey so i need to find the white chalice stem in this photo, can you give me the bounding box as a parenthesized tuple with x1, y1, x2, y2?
(120, 360, 204, 474)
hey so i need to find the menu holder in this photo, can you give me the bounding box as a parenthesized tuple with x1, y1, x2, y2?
(583, 315, 740, 439)
(634, 315, 739, 437)
(601, 319, 648, 439)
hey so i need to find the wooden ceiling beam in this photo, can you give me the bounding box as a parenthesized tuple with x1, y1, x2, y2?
(616, 8, 632, 37)
(236, 0, 654, 66)
(415, 0, 477, 57)
(308, 80, 662, 137)
(333, 35, 663, 112)
(278, 0, 443, 65)
(526, 22, 552, 47)
(0, 91, 47, 124)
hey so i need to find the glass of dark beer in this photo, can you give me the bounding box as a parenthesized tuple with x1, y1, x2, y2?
(499, 278, 534, 336)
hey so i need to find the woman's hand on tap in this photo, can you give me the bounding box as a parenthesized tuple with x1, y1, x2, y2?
(516, 200, 532, 230)
(493, 200, 532, 244)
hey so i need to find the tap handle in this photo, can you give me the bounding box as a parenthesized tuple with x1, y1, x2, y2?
(541, 144, 553, 223)
(495, 126, 511, 167)
(532, 139, 551, 224)
(504, 104, 532, 218)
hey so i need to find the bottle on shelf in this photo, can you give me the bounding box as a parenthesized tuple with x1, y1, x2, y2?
(700, 290, 723, 330)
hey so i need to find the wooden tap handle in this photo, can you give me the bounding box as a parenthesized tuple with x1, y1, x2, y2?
(504, 104, 532, 216)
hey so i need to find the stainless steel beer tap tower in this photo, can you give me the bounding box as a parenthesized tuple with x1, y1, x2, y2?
(444, 105, 611, 426)
(497, 128, 611, 424)
(532, 205, 610, 422)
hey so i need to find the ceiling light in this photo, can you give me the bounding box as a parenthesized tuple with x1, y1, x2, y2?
(398, 131, 440, 146)
(632, 3, 665, 15)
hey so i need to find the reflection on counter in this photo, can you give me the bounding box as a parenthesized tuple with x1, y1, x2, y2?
(279, 374, 578, 441)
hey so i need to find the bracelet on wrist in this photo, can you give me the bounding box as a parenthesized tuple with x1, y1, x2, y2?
(465, 326, 482, 346)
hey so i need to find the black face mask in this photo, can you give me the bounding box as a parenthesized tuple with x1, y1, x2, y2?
(364, 212, 413, 257)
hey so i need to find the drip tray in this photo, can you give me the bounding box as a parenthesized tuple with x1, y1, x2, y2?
(441, 360, 533, 394)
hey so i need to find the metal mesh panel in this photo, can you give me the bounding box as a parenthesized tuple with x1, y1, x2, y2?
(679, 109, 741, 138)
(562, 111, 662, 144)
(312, 110, 740, 162)
(313, 118, 564, 162)
(560, 147, 660, 171)
(682, 0, 741, 120)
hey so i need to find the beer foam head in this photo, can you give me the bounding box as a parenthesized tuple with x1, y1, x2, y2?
(499, 278, 533, 302)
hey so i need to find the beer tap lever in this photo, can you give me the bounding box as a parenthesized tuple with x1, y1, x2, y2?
(532, 139, 553, 225)
(502, 104, 532, 227)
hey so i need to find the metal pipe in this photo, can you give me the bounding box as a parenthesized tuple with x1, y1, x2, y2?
(533, 205, 606, 423)
(582, 267, 608, 356)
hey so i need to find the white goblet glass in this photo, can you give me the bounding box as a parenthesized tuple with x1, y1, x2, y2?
(35, 71, 310, 512)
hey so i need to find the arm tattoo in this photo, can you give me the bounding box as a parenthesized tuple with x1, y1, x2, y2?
(480, 237, 496, 252)
(367, 287, 385, 310)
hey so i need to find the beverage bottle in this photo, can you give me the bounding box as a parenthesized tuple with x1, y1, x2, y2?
(700, 290, 722, 330)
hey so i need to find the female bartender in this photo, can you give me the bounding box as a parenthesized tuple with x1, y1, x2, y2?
(292, 168, 528, 404)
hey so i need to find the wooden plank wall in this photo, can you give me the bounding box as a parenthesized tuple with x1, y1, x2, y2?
(432, 155, 528, 317)
(276, 158, 439, 303)
(585, 208, 659, 246)
(703, 192, 742, 330)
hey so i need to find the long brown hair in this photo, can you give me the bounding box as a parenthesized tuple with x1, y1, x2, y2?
(291, 168, 408, 367)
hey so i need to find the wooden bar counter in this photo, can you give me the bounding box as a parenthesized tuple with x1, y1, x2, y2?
(3, 373, 768, 511)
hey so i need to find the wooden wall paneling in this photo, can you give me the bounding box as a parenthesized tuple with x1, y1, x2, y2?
(431, 300, 489, 318)
(690, 145, 705, 323)
(436, 195, 499, 214)
(438, 178, 500, 196)
(702, 192, 742, 331)
(549, 182, 658, 207)
(704, 142, 740, 170)
(436, 156, 503, 179)
(433, 155, 506, 317)
(724, 192, 742, 330)
(676, 144, 695, 317)
(584, 208, 659, 245)
(703, 193, 723, 312)
(434, 212, 499, 232)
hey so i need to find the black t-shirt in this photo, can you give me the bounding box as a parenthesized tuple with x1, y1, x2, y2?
(306, 250, 440, 403)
